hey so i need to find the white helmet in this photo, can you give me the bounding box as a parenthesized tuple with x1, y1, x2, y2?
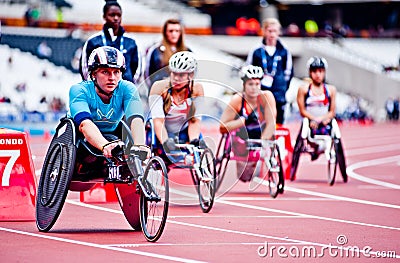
(240, 65, 264, 81)
(169, 51, 197, 73)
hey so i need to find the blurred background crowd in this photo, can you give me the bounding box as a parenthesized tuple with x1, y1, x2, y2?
(0, 0, 399, 130)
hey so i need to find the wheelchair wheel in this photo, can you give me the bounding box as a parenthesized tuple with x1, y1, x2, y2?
(198, 148, 216, 213)
(327, 140, 338, 186)
(290, 131, 303, 181)
(268, 146, 285, 198)
(214, 133, 231, 192)
(36, 119, 76, 232)
(140, 156, 169, 242)
(335, 138, 348, 183)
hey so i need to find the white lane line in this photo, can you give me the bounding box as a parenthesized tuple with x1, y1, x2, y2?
(344, 143, 400, 157)
(284, 186, 400, 209)
(66, 197, 399, 258)
(169, 188, 400, 230)
(0, 227, 205, 263)
(347, 155, 400, 190)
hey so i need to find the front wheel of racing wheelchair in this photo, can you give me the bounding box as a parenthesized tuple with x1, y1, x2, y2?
(290, 118, 347, 185)
(36, 117, 169, 242)
(146, 118, 217, 213)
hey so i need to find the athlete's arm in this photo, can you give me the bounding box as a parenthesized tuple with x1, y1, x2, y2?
(188, 82, 204, 141)
(219, 94, 246, 134)
(261, 90, 276, 140)
(149, 80, 169, 144)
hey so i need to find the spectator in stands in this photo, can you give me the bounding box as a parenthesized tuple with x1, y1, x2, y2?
(80, 0, 141, 84)
(37, 41, 52, 59)
(145, 18, 190, 89)
(385, 97, 395, 120)
(393, 97, 400, 121)
(246, 18, 293, 125)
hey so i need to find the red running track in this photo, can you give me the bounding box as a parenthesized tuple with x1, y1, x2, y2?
(1, 121, 399, 262)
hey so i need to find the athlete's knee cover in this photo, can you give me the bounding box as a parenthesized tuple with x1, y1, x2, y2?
(331, 118, 341, 139)
(301, 118, 310, 139)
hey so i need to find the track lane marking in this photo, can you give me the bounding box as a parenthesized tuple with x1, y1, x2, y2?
(0, 227, 205, 263)
(347, 155, 400, 189)
(168, 188, 400, 230)
(65, 196, 399, 258)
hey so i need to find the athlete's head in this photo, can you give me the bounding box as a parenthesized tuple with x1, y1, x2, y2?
(307, 56, 328, 84)
(169, 51, 197, 88)
(240, 65, 263, 96)
(103, 0, 122, 31)
(88, 46, 125, 95)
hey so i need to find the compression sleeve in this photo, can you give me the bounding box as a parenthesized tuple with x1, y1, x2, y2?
(148, 94, 165, 119)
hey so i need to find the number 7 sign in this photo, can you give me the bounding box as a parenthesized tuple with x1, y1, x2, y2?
(0, 129, 37, 221)
(0, 150, 20, 186)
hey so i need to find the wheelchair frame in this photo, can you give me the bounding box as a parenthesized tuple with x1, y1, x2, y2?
(215, 132, 285, 198)
(36, 117, 169, 242)
(145, 118, 217, 213)
(290, 118, 347, 185)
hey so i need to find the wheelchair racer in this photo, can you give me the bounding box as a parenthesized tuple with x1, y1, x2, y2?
(219, 65, 276, 182)
(296, 56, 336, 160)
(148, 51, 205, 165)
(69, 46, 149, 169)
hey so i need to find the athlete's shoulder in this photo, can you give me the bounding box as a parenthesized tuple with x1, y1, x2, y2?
(147, 79, 167, 97)
(326, 84, 336, 94)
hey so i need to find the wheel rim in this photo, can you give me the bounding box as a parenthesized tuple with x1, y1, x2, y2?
(198, 149, 216, 213)
(215, 134, 230, 192)
(335, 139, 348, 183)
(290, 134, 303, 181)
(39, 143, 64, 207)
(327, 142, 338, 185)
(140, 156, 169, 242)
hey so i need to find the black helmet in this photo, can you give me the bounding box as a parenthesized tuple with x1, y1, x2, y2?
(307, 56, 328, 71)
(88, 46, 126, 73)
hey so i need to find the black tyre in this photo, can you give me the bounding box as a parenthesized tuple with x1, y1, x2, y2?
(214, 133, 231, 192)
(140, 156, 169, 242)
(198, 148, 216, 213)
(268, 146, 285, 198)
(335, 138, 348, 183)
(290, 131, 303, 181)
(36, 119, 76, 232)
(327, 140, 338, 186)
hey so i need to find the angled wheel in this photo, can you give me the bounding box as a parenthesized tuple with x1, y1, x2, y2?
(198, 148, 216, 213)
(335, 138, 348, 183)
(290, 131, 303, 181)
(36, 118, 76, 232)
(327, 140, 338, 186)
(268, 146, 285, 198)
(214, 133, 231, 192)
(140, 156, 169, 242)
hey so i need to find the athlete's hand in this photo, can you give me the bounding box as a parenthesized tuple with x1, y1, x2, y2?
(163, 138, 176, 152)
(102, 140, 124, 158)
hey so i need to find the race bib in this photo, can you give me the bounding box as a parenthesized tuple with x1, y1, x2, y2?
(261, 74, 274, 88)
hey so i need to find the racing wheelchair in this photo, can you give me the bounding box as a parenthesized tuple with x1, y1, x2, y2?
(146, 119, 216, 213)
(290, 118, 347, 185)
(215, 130, 285, 198)
(36, 117, 169, 242)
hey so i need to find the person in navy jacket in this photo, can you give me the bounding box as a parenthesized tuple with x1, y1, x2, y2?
(247, 18, 293, 124)
(145, 18, 190, 89)
(80, 0, 141, 83)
